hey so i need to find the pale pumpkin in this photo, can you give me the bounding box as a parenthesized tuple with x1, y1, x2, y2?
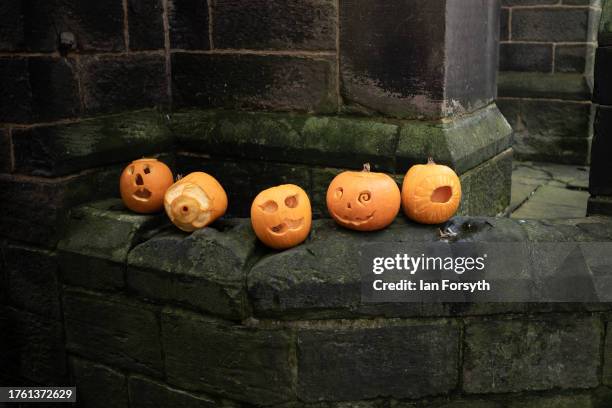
(164, 172, 228, 232)
(326, 164, 401, 231)
(402, 158, 462, 224)
(251, 184, 312, 249)
(120, 158, 173, 213)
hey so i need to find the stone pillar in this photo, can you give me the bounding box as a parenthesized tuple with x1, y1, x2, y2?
(174, 0, 512, 217)
(588, 0, 612, 215)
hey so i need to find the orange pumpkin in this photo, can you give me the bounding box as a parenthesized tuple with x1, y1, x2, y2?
(402, 158, 462, 224)
(251, 184, 312, 249)
(326, 164, 401, 231)
(120, 158, 174, 213)
(164, 172, 228, 232)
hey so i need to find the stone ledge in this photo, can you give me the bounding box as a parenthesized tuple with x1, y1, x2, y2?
(498, 72, 593, 100)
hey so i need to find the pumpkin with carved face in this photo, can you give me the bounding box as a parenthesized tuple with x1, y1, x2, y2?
(120, 158, 174, 213)
(327, 164, 401, 231)
(402, 158, 462, 224)
(251, 184, 312, 249)
(164, 172, 228, 232)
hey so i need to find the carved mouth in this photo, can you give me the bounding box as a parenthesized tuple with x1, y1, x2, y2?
(133, 188, 152, 201)
(269, 218, 304, 235)
(332, 211, 375, 226)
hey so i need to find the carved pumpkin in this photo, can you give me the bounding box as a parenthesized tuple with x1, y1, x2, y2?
(402, 158, 462, 224)
(164, 172, 228, 232)
(251, 184, 312, 249)
(326, 164, 401, 231)
(120, 158, 174, 213)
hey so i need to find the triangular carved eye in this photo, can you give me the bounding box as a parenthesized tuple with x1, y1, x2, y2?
(144, 165, 151, 174)
(285, 195, 298, 208)
(260, 200, 278, 213)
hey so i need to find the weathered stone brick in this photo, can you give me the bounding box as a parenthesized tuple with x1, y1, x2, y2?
(58, 199, 167, 291)
(0, 128, 11, 173)
(63, 289, 163, 377)
(25, 0, 124, 52)
(168, 0, 210, 49)
(590, 106, 612, 196)
(127, 219, 256, 320)
(499, 43, 553, 72)
(171, 53, 337, 113)
(297, 322, 459, 401)
(502, 0, 556, 4)
(128, 376, 218, 408)
(498, 72, 591, 100)
(555, 45, 591, 74)
(463, 316, 601, 393)
(128, 0, 164, 50)
(172, 110, 399, 172)
(500, 9, 509, 41)
(80, 54, 167, 115)
(0, 57, 80, 123)
(512, 8, 590, 42)
(0, 306, 67, 385)
(588, 196, 612, 216)
(5, 245, 60, 319)
(0, 165, 120, 246)
(176, 154, 312, 217)
(340, 0, 498, 119)
(161, 308, 294, 405)
(601, 0, 612, 46)
(0, 0, 24, 51)
(70, 358, 128, 408)
(213, 0, 336, 50)
(603, 323, 612, 386)
(12, 110, 172, 177)
(507, 394, 593, 408)
(594, 47, 612, 106)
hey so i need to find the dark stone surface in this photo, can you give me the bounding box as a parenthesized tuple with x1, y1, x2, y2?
(0, 306, 67, 385)
(213, 0, 336, 50)
(605, 322, 612, 386)
(128, 0, 164, 50)
(70, 358, 128, 408)
(340, 0, 498, 119)
(24, 0, 125, 52)
(590, 106, 612, 196)
(127, 219, 257, 320)
(502, 0, 557, 4)
(500, 8, 509, 41)
(297, 322, 459, 401)
(0, 57, 81, 123)
(80, 54, 167, 115)
(555, 44, 591, 74)
(512, 8, 590, 42)
(176, 154, 312, 217)
(463, 316, 601, 393)
(594, 47, 612, 106)
(161, 308, 294, 405)
(63, 289, 163, 377)
(12, 110, 172, 177)
(172, 110, 399, 172)
(499, 43, 553, 72)
(601, 0, 612, 46)
(498, 72, 592, 100)
(4, 245, 60, 319)
(128, 376, 218, 408)
(172, 53, 337, 113)
(0, 0, 24, 51)
(168, 0, 210, 50)
(588, 196, 612, 217)
(58, 199, 168, 291)
(0, 128, 11, 173)
(0, 165, 120, 246)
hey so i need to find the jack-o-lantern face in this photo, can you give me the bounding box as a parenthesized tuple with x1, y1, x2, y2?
(120, 158, 174, 213)
(164, 172, 228, 232)
(401, 158, 462, 224)
(326, 164, 401, 231)
(251, 184, 312, 249)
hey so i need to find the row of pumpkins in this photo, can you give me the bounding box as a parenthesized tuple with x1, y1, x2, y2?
(120, 158, 462, 249)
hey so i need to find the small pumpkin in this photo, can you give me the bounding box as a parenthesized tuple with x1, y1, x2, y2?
(401, 158, 462, 224)
(326, 164, 401, 231)
(164, 172, 228, 232)
(251, 184, 312, 249)
(120, 158, 174, 213)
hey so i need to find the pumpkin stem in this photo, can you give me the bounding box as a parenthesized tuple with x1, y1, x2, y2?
(427, 157, 436, 165)
(363, 163, 371, 172)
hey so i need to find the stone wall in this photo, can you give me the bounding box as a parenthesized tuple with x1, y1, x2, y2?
(3, 199, 612, 406)
(498, 0, 602, 164)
